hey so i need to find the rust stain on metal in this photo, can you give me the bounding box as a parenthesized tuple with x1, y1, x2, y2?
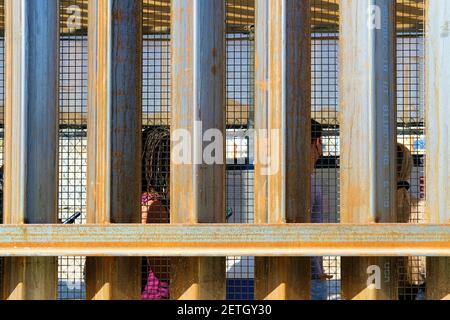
(170, 0, 226, 300)
(0, 223, 448, 257)
(86, 0, 143, 300)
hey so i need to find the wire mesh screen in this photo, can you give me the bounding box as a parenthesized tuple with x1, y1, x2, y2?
(312, 0, 425, 300)
(311, 0, 341, 301)
(0, 0, 430, 301)
(225, 0, 255, 301)
(310, 0, 426, 301)
(58, 0, 88, 300)
(396, 0, 426, 301)
(141, 0, 171, 300)
(140, 0, 258, 300)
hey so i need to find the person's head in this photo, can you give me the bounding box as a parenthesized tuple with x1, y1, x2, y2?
(142, 127, 170, 199)
(311, 119, 323, 171)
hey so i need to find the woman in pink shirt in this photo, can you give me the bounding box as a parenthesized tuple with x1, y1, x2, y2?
(141, 128, 171, 300)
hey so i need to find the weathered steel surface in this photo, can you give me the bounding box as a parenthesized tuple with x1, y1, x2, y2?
(170, 257, 226, 300)
(45, 0, 426, 35)
(170, 0, 226, 300)
(4, 1, 59, 225)
(87, 0, 142, 225)
(254, 0, 269, 225)
(254, 0, 311, 300)
(85, 256, 141, 300)
(425, 0, 450, 300)
(255, 256, 310, 300)
(340, 0, 398, 300)
(277, 0, 311, 225)
(3, 0, 59, 300)
(86, 0, 142, 300)
(0, 224, 448, 256)
(427, 257, 450, 300)
(171, 0, 226, 224)
(340, 0, 397, 225)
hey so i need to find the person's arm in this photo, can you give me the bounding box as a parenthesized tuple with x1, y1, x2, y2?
(141, 205, 149, 224)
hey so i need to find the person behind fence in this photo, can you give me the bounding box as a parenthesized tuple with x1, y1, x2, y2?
(310, 119, 333, 300)
(141, 127, 171, 300)
(396, 142, 426, 300)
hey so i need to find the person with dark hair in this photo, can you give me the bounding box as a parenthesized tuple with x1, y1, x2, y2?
(141, 127, 170, 300)
(141, 127, 170, 224)
(310, 119, 333, 300)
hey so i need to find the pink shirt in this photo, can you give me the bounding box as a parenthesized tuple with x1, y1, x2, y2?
(141, 193, 170, 300)
(141, 265, 169, 300)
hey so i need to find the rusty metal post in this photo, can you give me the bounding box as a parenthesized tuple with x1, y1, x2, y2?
(2, 0, 59, 300)
(425, 0, 450, 300)
(254, 0, 312, 300)
(86, 0, 142, 300)
(340, 0, 398, 300)
(170, 0, 226, 300)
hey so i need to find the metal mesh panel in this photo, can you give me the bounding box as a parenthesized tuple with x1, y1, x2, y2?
(311, 0, 341, 301)
(140, 0, 258, 300)
(225, 0, 255, 301)
(310, 0, 426, 301)
(58, 0, 88, 300)
(310, 0, 427, 301)
(141, 0, 171, 300)
(0, 0, 430, 302)
(396, 0, 426, 301)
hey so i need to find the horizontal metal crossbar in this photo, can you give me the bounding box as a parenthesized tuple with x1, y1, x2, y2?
(0, 224, 448, 257)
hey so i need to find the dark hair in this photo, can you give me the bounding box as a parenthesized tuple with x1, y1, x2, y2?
(142, 127, 170, 199)
(311, 119, 323, 143)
